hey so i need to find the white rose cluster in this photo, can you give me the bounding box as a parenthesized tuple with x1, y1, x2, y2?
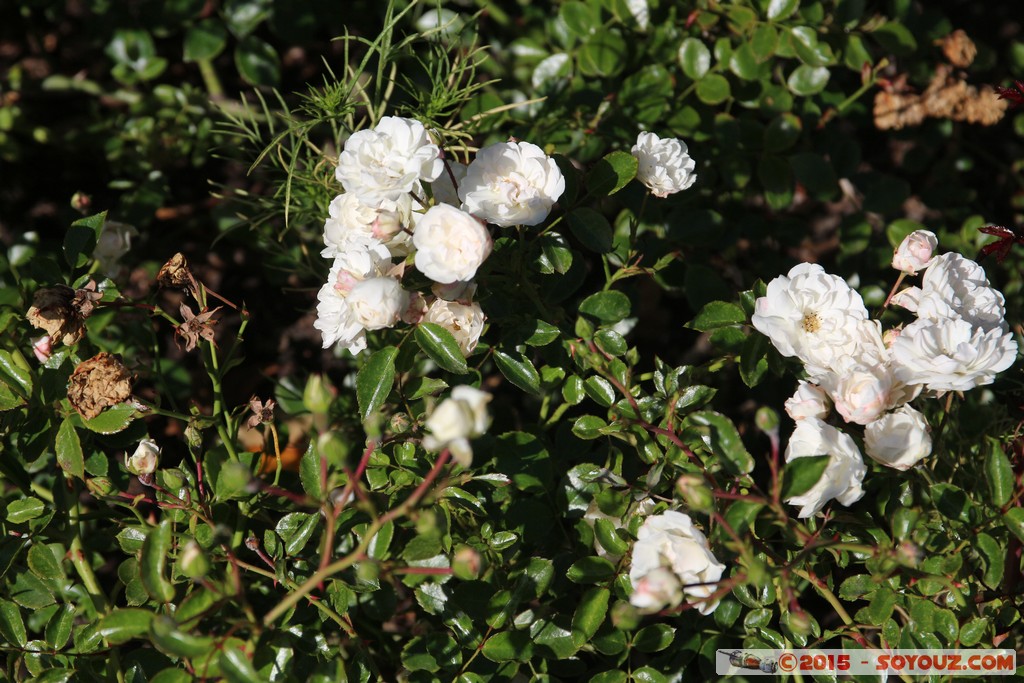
(628, 511, 724, 614)
(315, 118, 569, 357)
(753, 232, 1016, 517)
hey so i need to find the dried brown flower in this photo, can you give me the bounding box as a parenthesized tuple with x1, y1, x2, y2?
(940, 30, 977, 68)
(67, 352, 133, 419)
(247, 396, 276, 429)
(874, 65, 1007, 130)
(157, 253, 200, 298)
(175, 304, 221, 352)
(26, 281, 102, 346)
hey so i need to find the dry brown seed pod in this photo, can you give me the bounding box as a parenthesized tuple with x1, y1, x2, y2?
(67, 352, 133, 420)
(157, 253, 200, 298)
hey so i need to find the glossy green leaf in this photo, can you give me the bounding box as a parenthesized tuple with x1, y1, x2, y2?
(1003, 508, 1024, 543)
(689, 411, 754, 474)
(27, 544, 63, 581)
(99, 608, 154, 645)
(183, 20, 228, 62)
(579, 290, 631, 323)
(299, 441, 323, 500)
(632, 666, 668, 683)
(45, 603, 75, 650)
(872, 21, 917, 56)
(415, 323, 469, 374)
(482, 630, 533, 662)
(234, 36, 280, 86)
(586, 151, 638, 197)
(578, 30, 627, 78)
(687, 301, 746, 332)
(571, 587, 609, 644)
(567, 556, 616, 583)
(751, 24, 778, 61)
(975, 532, 1005, 589)
(357, 346, 398, 421)
(559, 1, 599, 37)
(0, 598, 26, 647)
(276, 512, 319, 556)
(781, 455, 830, 499)
(865, 587, 895, 625)
(985, 439, 1014, 507)
(493, 350, 541, 395)
(678, 38, 711, 80)
(959, 617, 988, 647)
(593, 518, 629, 556)
(583, 376, 616, 407)
(634, 623, 675, 652)
(568, 207, 614, 252)
(63, 211, 106, 268)
(140, 520, 176, 603)
(787, 65, 829, 95)
(81, 402, 137, 434)
(219, 644, 271, 683)
(572, 415, 608, 440)
(738, 332, 769, 387)
(56, 417, 84, 480)
(767, 0, 799, 20)
(695, 74, 731, 104)
(6, 497, 45, 524)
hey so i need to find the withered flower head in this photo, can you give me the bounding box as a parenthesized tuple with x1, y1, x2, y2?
(27, 281, 102, 346)
(175, 303, 220, 352)
(247, 396, 276, 429)
(157, 253, 200, 298)
(67, 352, 133, 420)
(940, 30, 977, 68)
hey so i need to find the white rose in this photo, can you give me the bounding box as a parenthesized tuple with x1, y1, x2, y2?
(630, 567, 682, 612)
(628, 511, 725, 615)
(891, 229, 937, 275)
(126, 439, 160, 476)
(335, 116, 443, 205)
(423, 385, 492, 466)
(430, 161, 468, 207)
(413, 204, 492, 284)
(817, 361, 894, 426)
(458, 141, 565, 227)
(751, 263, 871, 375)
(93, 221, 138, 277)
(424, 298, 485, 356)
(346, 278, 409, 331)
(313, 243, 394, 353)
(322, 193, 414, 257)
(892, 317, 1017, 392)
(785, 381, 830, 421)
(864, 405, 932, 470)
(631, 131, 697, 198)
(914, 252, 1007, 333)
(784, 418, 866, 518)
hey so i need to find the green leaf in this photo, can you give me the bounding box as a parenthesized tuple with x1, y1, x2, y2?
(572, 415, 608, 440)
(751, 24, 779, 61)
(578, 30, 627, 78)
(481, 630, 533, 662)
(975, 532, 1005, 589)
(632, 667, 668, 683)
(356, 346, 398, 421)
(695, 74, 731, 104)
(729, 43, 760, 80)
(183, 19, 228, 62)
(678, 38, 711, 80)
(560, 1, 599, 37)
(493, 350, 541, 395)
(299, 441, 323, 500)
(27, 544, 63, 581)
(579, 290, 631, 323)
(583, 376, 616, 407)
(593, 518, 629, 556)
(219, 645, 270, 683)
(766, 0, 799, 21)
(586, 151, 638, 197)
(787, 65, 830, 96)
(276, 512, 319, 556)
(763, 113, 802, 153)
(234, 36, 280, 86)
(56, 417, 85, 480)
(567, 556, 616, 583)
(591, 671, 628, 683)
(140, 520, 176, 603)
(0, 599, 26, 647)
(959, 617, 988, 647)
(739, 332, 769, 387)
(45, 603, 75, 650)
(63, 211, 106, 268)
(689, 411, 754, 474)
(367, 521, 394, 560)
(571, 587, 609, 644)
(838, 574, 876, 600)
(6, 498, 45, 524)
(758, 155, 794, 210)
(99, 609, 154, 645)
(985, 439, 1014, 507)
(81, 402, 137, 434)
(1003, 508, 1024, 543)
(687, 301, 746, 332)
(633, 623, 675, 653)
(415, 323, 469, 374)
(865, 587, 895, 625)
(872, 21, 917, 56)
(781, 455, 830, 499)
(594, 329, 627, 356)
(568, 207, 614, 252)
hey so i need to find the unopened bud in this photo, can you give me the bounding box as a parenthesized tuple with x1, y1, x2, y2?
(32, 336, 52, 363)
(389, 412, 412, 434)
(303, 374, 335, 415)
(452, 545, 482, 580)
(755, 406, 780, 435)
(892, 229, 937, 275)
(785, 609, 813, 637)
(70, 192, 91, 214)
(126, 439, 160, 476)
(177, 539, 209, 579)
(895, 541, 921, 568)
(676, 474, 714, 512)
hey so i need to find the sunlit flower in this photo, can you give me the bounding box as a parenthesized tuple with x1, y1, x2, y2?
(864, 405, 932, 470)
(631, 131, 697, 198)
(892, 317, 1017, 392)
(413, 204, 492, 284)
(314, 242, 394, 353)
(913, 252, 1008, 333)
(891, 229, 937, 275)
(784, 418, 866, 518)
(628, 510, 724, 614)
(423, 385, 492, 467)
(346, 277, 409, 331)
(785, 381, 830, 421)
(322, 193, 415, 257)
(459, 141, 565, 227)
(423, 297, 485, 356)
(335, 116, 443, 204)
